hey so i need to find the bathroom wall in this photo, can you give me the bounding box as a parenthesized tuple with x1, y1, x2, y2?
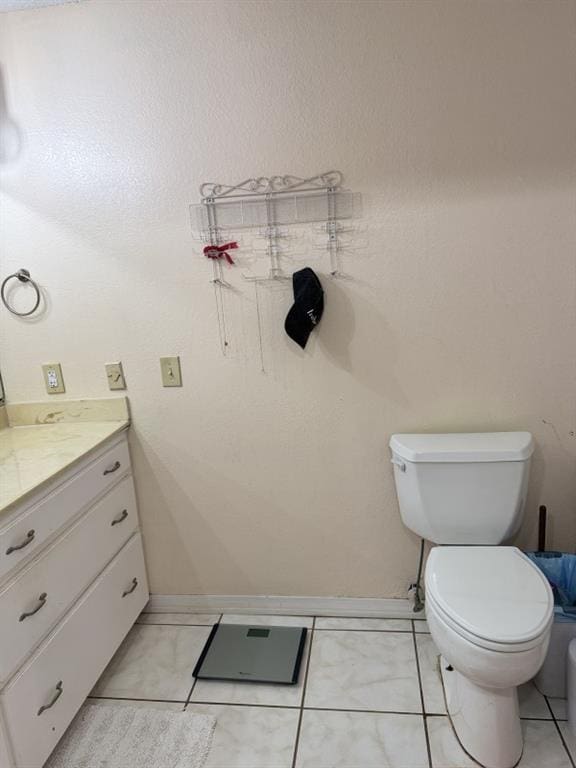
(0, 0, 574, 597)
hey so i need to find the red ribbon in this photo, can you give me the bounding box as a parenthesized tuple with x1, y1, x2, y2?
(203, 242, 238, 265)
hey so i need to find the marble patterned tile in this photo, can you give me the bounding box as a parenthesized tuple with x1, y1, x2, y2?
(518, 681, 552, 719)
(190, 632, 311, 707)
(427, 716, 477, 767)
(305, 630, 421, 713)
(558, 721, 576, 762)
(137, 612, 220, 626)
(315, 617, 412, 632)
(185, 703, 299, 768)
(415, 634, 446, 714)
(413, 619, 430, 633)
(549, 697, 568, 721)
(295, 709, 429, 768)
(91, 624, 211, 701)
(516, 720, 572, 768)
(221, 614, 313, 628)
(428, 716, 573, 768)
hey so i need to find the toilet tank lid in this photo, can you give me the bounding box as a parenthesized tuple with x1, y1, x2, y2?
(389, 432, 534, 463)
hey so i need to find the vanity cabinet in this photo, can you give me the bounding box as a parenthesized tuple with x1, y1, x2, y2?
(0, 431, 148, 768)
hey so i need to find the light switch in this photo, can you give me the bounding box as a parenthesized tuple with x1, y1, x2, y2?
(105, 362, 126, 391)
(160, 356, 182, 387)
(42, 363, 65, 394)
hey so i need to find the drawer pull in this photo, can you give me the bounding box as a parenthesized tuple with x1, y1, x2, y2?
(111, 509, 129, 527)
(103, 460, 121, 476)
(37, 681, 63, 716)
(19, 592, 48, 622)
(6, 529, 35, 555)
(122, 577, 138, 597)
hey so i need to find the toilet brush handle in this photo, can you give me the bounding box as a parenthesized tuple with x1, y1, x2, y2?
(538, 506, 547, 553)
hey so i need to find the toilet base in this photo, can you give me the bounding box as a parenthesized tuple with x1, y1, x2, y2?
(440, 657, 523, 768)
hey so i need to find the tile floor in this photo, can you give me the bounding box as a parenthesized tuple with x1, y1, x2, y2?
(87, 611, 575, 768)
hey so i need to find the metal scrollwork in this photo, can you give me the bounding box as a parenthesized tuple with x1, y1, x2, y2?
(200, 171, 343, 200)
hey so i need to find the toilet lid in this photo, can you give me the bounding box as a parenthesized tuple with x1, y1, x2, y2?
(425, 547, 553, 645)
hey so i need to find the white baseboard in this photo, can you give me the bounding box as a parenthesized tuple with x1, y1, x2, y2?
(145, 594, 423, 619)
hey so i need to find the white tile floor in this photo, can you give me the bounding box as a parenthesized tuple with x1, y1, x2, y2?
(86, 611, 575, 768)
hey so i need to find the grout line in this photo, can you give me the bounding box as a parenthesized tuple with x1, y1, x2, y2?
(185, 700, 300, 711)
(313, 628, 413, 634)
(412, 623, 433, 768)
(136, 622, 220, 627)
(184, 652, 204, 708)
(553, 721, 576, 768)
(88, 695, 188, 705)
(545, 696, 576, 768)
(304, 706, 431, 716)
(546, 703, 568, 721)
(183, 681, 196, 709)
(291, 617, 316, 768)
(141, 612, 221, 616)
(87, 695, 484, 719)
(517, 714, 559, 721)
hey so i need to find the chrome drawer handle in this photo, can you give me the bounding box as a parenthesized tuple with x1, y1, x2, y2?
(122, 578, 138, 598)
(103, 460, 121, 476)
(111, 509, 128, 527)
(37, 681, 63, 716)
(6, 529, 35, 555)
(19, 592, 48, 622)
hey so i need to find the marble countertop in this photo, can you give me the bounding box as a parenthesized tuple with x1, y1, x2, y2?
(0, 398, 129, 515)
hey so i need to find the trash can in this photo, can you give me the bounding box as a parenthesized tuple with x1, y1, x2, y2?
(568, 639, 576, 735)
(526, 552, 576, 698)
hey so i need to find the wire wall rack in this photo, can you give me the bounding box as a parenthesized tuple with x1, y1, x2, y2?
(190, 171, 359, 364)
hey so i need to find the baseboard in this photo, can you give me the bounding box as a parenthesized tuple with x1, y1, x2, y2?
(145, 594, 422, 619)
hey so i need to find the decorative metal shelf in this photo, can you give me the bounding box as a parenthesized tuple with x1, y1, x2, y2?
(190, 171, 359, 366)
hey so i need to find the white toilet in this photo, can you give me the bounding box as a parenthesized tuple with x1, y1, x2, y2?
(390, 432, 553, 768)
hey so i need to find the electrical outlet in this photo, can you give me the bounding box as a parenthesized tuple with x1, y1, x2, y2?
(160, 356, 182, 387)
(42, 363, 65, 394)
(105, 362, 126, 391)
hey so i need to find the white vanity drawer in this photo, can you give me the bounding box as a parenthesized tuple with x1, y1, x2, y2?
(0, 476, 139, 685)
(0, 533, 148, 768)
(0, 436, 131, 582)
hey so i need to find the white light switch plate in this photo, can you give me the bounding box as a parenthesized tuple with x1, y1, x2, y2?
(42, 363, 65, 394)
(160, 356, 182, 387)
(105, 362, 126, 390)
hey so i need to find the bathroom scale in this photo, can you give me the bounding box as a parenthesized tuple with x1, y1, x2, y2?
(193, 624, 307, 684)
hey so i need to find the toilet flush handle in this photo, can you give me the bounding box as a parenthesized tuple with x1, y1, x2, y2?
(390, 457, 406, 472)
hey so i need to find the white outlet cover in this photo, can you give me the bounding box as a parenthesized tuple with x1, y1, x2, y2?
(42, 363, 65, 394)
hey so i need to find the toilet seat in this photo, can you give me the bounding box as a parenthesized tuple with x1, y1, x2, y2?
(425, 546, 553, 652)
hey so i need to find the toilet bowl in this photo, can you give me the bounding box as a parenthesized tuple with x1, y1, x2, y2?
(425, 546, 553, 768)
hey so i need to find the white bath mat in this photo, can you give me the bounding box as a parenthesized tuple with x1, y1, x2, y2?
(46, 703, 216, 768)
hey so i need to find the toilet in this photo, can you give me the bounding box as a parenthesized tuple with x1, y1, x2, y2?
(390, 432, 553, 768)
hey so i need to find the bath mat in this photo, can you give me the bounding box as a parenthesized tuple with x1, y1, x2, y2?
(46, 703, 216, 768)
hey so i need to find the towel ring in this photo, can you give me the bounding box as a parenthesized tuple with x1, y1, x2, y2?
(1, 269, 41, 317)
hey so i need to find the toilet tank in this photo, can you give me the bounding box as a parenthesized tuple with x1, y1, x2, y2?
(389, 432, 534, 545)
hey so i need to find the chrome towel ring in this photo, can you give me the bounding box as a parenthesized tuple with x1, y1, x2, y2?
(1, 268, 41, 317)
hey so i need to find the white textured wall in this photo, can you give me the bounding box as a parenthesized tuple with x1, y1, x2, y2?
(0, 0, 575, 597)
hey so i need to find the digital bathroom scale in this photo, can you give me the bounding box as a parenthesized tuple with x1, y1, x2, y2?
(193, 624, 307, 684)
